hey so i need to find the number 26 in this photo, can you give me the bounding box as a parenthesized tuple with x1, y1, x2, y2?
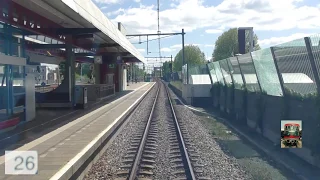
(15, 156, 35, 170)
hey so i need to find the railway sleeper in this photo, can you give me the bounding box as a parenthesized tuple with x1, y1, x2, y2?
(120, 164, 132, 169)
(198, 177, 212, 180)
(170, 146, 180, 150)
(194, 164, 205, 167)
(190, 154, 200, 158)
(131, 142, 140, 146)
(144, 145, 157, 150)
(170, 140, 179, 144)
(146, 140, 157, 144)
(170, 150, 182, 154)
(127, 150, 137, 154)
(148, 132, 158, 136)
(195, 169, 204, 173)
(170, 158, 183, 163)
(144, 150, 157, 154)
(128, 147, 138, 151)
(169, 154, 182, 159)
(124, 154, 135, 158)
(140, 164, 155, 169)
(172, 178, 187, 180)
(147, 137, 157, 141)
(122, 159, 134, 164)
(142, 154, 156, 159)
(141, 159, 156, 164)
(172, 170, 187, 175)
(131, 140, 140, 143)
(116, 170, 129, 176)
(139, 170, 154, 176)
(137, 178, 152, 180)
(147, 134, 157, 138)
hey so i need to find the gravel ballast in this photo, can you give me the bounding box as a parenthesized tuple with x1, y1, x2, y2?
(84, 84, 158, 180)
(167, 85, 253, 179)
(151, 83, 178, 179)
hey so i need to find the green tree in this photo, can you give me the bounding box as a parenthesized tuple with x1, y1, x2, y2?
(212, 28, 261, 61)
(131, 64, 145, 79)
(173, 45, 206, 71)
(162, 61, 172, 75)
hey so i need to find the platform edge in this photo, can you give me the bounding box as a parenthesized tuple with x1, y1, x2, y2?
(49, 82, 156, 180)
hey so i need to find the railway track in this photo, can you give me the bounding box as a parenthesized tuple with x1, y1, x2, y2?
(114, 80, 200, 180)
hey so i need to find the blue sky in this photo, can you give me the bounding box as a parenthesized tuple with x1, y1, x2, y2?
(92, 0, 320, 66)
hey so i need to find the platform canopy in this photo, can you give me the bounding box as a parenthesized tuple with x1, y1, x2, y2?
(11, 0, 145, 64)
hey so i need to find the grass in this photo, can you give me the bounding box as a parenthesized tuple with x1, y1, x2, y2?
(199, 114, 289, 180)
(170, 81, 183, 91)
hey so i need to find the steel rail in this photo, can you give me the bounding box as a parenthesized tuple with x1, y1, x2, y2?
(128, 79, 161, 180)
(163, 81, 196, 180)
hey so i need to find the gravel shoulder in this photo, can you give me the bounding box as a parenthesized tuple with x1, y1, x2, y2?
(84, 84, 158, 180)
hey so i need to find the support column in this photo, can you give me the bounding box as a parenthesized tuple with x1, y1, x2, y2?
(133, 63, 136, 82)
(65, 37, 75, 105)
(131, 63, 133, 83)
(94, 64, 100, 84)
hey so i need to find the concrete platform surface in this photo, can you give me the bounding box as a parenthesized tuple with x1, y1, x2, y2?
(0, 82, 155, 180)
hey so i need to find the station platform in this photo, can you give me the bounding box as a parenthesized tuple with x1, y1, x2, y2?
(0, 82, 155, 180)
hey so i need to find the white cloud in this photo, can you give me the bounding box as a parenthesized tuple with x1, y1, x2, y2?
(169, 43, 201, 49)
(109, 0, 320, 34)
(204, 44, 214, 48)
(205, 29, 223, 34)
(106, 8, 125, 16)
(137, 48, 145, 52)
(258, 33, 314, 47)
(160, 47, 173, 52)
(134, 0, 141, 2)
(170, 3, 177, 7)
(93, 0, 121, 4)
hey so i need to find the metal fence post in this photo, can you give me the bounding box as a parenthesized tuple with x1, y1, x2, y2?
(249, 53, 262, 93)
(236, 56, 247, 88)
(270, 47, 286, 96)
(206, 63, 214, 85)
(226, 58, 235, 85)
(218, 61, 227, 85)
(304, 37, 320, 95)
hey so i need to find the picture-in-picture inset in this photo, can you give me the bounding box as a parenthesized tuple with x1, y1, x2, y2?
(281, 120, 302, 148)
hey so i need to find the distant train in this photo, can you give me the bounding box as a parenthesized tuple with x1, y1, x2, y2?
(281, 123, 301, 147)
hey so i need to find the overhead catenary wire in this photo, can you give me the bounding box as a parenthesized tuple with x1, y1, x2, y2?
(131, 34, 174, 44)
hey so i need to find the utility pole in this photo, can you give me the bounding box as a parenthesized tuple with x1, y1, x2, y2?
(182, 29, 185, 66)
(157, 0, 161, 61)
(171, 55, 173, 73)
(182, 28, 187, 84)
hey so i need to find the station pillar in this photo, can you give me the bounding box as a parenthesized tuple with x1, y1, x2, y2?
(66, 40, 76, 105)
(54, 36, 75, 105)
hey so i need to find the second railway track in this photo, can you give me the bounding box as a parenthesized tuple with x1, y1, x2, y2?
(115, 80, 208, 180)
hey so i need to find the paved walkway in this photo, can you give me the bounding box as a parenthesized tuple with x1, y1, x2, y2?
(0, 82, 154, 180)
